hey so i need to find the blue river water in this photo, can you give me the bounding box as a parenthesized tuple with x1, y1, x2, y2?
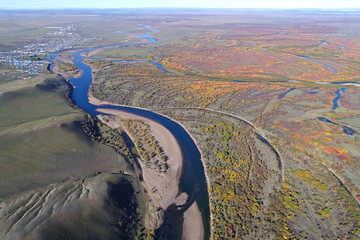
(333, 87, 346, 110)
(309, 87, 319, 95)
(318, 117, 357, 135)
(279, 88, 296, 99)
(49, 25, 210, 239)
(298, 55, 338, 74)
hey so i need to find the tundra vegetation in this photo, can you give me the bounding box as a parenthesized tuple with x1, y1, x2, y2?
(1, 9, 360, 239)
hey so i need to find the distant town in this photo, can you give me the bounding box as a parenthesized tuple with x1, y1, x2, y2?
(0, 24, 84, 80)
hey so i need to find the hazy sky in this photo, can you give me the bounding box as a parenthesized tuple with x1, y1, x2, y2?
(1, 0, 360, 9)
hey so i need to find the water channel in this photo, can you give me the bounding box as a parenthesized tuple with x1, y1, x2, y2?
(48, 25, 210, 239)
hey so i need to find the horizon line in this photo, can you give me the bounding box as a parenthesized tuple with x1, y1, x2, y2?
(1, 7, 360, 10)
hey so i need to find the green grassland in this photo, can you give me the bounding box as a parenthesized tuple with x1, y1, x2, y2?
(0, 11, 116, 50)
(0, 63, 21, 83)
(77, 19, 141, 46)
(0, 73, 48, 94)
(0, 69, 148, 239)
(0, 75, 129, 198)
(0, 10, 165, 51)
(0, 12, 88, 49)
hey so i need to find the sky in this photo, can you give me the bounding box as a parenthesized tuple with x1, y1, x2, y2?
(1, 0, 360, 9)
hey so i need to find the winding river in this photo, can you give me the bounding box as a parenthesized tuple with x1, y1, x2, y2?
(279, 88, 296, 99)
(298, 55, 338, 74)
(332, 87, 346, 110)
(48, 25, 210, 239)
(318, 117, 357, 135)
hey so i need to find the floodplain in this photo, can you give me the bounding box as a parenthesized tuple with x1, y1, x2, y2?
(0, 9, 359, 240)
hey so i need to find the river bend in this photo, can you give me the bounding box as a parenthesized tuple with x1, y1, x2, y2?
(48, 25, 210, 239)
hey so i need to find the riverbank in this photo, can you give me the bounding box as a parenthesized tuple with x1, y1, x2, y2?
(97, 107, 182, 210)
(47, 22, 210, 236)
(51, 58, 83, 81)
(182, 201, 204, 240)
(91, 96, 205, 239)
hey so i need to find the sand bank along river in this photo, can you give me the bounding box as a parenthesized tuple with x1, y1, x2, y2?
(49, 25, 210, 239)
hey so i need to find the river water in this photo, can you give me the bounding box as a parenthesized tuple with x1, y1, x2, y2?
(48, 25, 210, 239)
(333, 87, 346, 110)
(318, 117, 357, 135)
(298, 55, 338, 74)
